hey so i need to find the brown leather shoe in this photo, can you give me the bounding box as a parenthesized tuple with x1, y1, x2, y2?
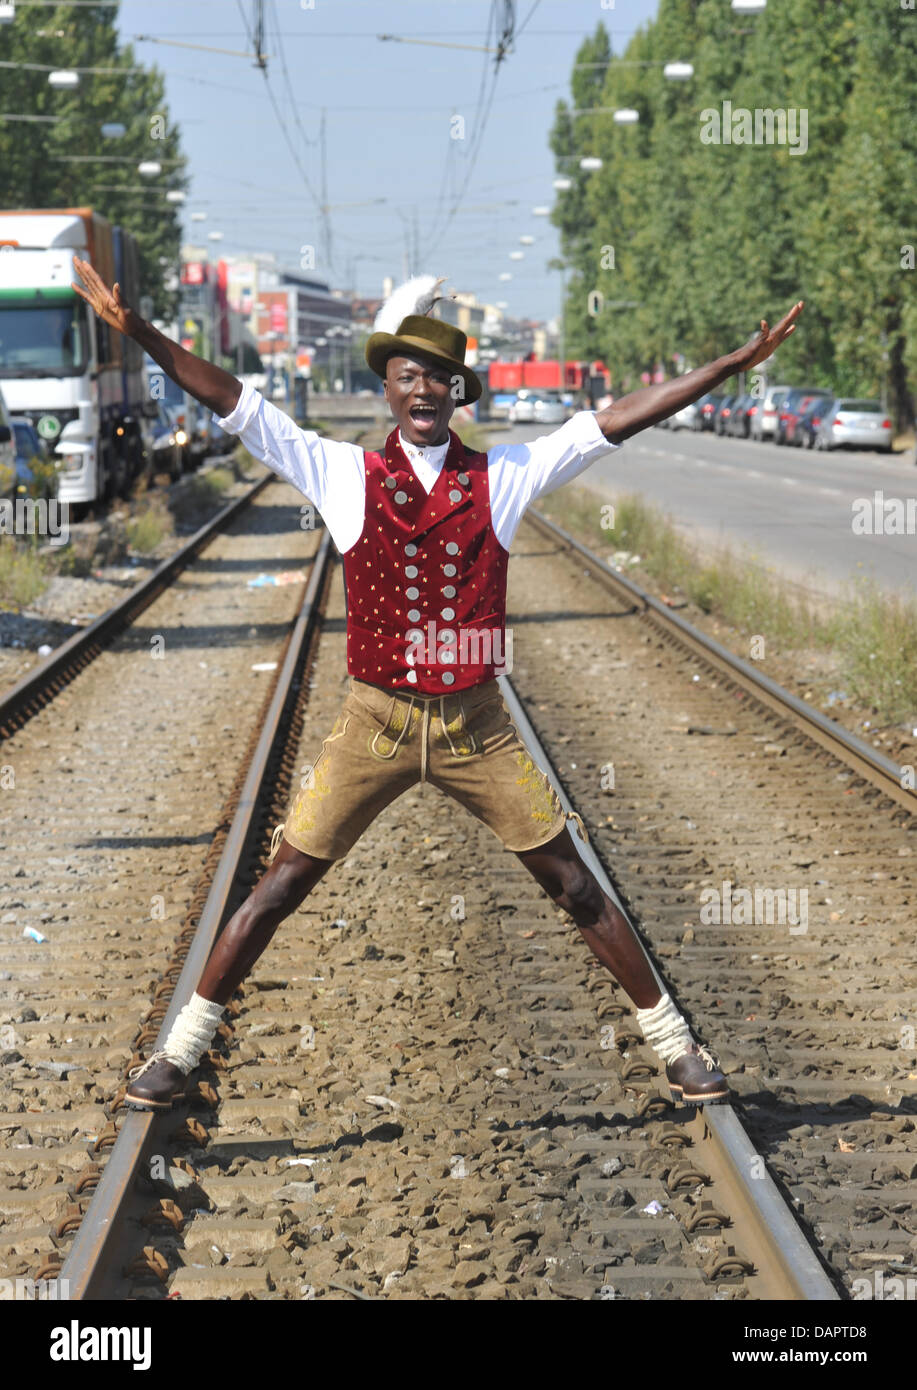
(124, 1052, 188, 1112)
(666, 1043, 729, 1105)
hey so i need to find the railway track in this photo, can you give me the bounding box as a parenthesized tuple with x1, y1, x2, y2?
(0, 470, 326, 1291)
(2, 473, 913, 1302)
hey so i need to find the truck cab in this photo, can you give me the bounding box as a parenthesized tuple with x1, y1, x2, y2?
(0, 208, 148, 507)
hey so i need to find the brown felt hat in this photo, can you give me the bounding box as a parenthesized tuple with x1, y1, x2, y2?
(365, 314, 482, 404)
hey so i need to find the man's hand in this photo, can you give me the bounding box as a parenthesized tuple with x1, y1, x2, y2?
(731, 300, 804, 372)
(70, 255, 242, 418)
(71, 255, 135, 337)
(595, 299, 805, 445)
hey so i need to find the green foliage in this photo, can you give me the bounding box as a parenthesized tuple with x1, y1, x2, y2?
(0, 4, 188, 319)
(0, 538, 49, 608)
(551, 3, 917, 427)
(127, 500, 173, 553)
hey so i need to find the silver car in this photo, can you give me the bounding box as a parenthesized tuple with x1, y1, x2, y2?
(508, 390, 539, 424)
(750, 384, 790, 440)
(816, 399, 892, 452)
(533, 395, 566, 425)
(670, 401, 699, 431)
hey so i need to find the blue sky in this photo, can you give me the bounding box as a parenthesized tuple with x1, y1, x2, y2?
(115, 0, 662, 321)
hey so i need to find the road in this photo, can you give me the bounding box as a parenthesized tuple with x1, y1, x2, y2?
(499, 419, 917, 600)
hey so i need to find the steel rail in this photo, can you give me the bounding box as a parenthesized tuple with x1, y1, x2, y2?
(499, 674, 839, 1301)
(526, 508, 915, 815)
(59, 530, 333, 1300)
(0, 472, 273, 742)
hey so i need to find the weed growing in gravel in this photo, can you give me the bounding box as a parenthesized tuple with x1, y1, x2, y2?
(127, 500, 173, 555)
(170, 468, 234, 527)
(0, 538, 49, 608)
(826, 579, 917, 723)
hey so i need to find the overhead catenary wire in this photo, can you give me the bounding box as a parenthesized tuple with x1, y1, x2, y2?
(418, 0, 512, 266)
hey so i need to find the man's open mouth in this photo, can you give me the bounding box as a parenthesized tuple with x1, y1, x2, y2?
(409, 404, 438, 422)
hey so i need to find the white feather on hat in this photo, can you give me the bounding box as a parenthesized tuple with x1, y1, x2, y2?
(373, 275, 446, 336)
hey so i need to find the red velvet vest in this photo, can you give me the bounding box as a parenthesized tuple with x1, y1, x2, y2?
(342, 427, 510, 695)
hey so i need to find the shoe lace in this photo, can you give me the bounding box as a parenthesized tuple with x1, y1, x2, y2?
(695, 1043, 720, 1072)
(127, 1049, 174, 1081)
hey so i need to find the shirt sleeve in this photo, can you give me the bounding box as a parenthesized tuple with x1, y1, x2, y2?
(486, 411, 619, 550)
(213, 381, 366, 552)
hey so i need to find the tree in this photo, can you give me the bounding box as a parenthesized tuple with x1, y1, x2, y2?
(548, 0, 917, 427)
(0, 3, 188, 318)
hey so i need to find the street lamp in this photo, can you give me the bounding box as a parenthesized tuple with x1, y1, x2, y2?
(509, 251, 524, 260)
(519, 235, 535, 245)
(207, 230, 224, 241)
(533, 206, 551, 216)
(48, 70, 79, 89)
(166, 190, 185, 204)
(579, 156, 603, 171)
(191, 211, 207, 222)
(613, 109, 639, 125)
(499, 273, 512, 282)
(732, 0, 765, 9)
(663, 62, 694, 80)
(553, 178, 572, 192)
(138, 160, 162, 177)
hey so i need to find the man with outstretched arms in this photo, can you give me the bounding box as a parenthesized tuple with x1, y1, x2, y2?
(71, 255, 802, 1112)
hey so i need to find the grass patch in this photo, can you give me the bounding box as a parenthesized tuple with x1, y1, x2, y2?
(827, 580, 917, 721)
(538, 486, 917, 726)
(169, 467, 235, 528)
(0, 539, 50, 608)
(127, 498, 174, 554)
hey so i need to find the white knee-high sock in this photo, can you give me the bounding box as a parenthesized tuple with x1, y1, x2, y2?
(635, 993, 693, 1065)
(160, 992, 225, 1075)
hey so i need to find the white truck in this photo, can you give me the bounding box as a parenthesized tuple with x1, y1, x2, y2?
(0, 207, 150, 507)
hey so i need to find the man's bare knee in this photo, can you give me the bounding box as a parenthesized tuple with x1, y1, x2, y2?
(254, 848, 329, 919)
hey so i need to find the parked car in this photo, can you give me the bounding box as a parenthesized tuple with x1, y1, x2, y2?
(816, 399, 893, 453)
(670, 400, 700, 431)
(775, 387, 828, 445)
(149, 402, 185, 481)
(785, 392, 833, 446)
(695, 392, 724, 431)
(532, 395, 566, 425)
(0, 384, 15, 495)
(714, 395, 737, 435)
(750, 385, 790, 440)
(9, 416, 56, 498)
(727, 393, 758, 438)
(796, 396, 834, 449)
(508, 389, 541, 424)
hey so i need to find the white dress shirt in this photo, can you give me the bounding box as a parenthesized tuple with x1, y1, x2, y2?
(213, 382, 620, 553)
